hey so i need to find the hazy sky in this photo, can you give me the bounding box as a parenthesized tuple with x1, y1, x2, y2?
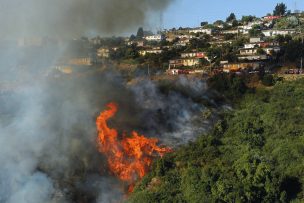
(163, 0, 304, 29)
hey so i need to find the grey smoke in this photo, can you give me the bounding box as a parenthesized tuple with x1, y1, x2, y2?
(0, 0, 222, 202)
(128, 76, 216, 145)
(0, 66, 219, 202)
(0, 0, 174, 38)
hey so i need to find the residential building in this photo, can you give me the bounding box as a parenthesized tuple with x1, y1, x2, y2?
(181, 52, 209, 61)
(169, 59, 183, 68)
(262, 16, 281, 21)
(239, 48, 258, 55)
(97, 48, 110, 58)
(182, 58, 201, 67)
(262, 29, 296, 37)
(250, 37, 263, 43)
(144, 34, 164, 41)
(221, 30, 239, 34)
(139, 49, 163, 56)
(68, 57, 93, 66)
(188, 27, 213, 35)
(223, 62, 263, 73)
(238, 55, 269, 61)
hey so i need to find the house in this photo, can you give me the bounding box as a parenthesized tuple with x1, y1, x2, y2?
(139, 49, 163, 56)
(174, 38, 190, 47)
(238, 46, 274, 61)
(97, 48, 110, 58)
(127, 40, 145, 47)
(221, 30, 239, 34)
(238, 55, 269, 61)
(250, 37, 263, 43)
(239, 48, 258, 55)
(169, 59, 184, 68)
(244, 43, 258, 49)
(182, 58, 201, 67)
(188, 27, 213, 35)
(169, 58, 200, 68)
(263, 47, 281, 55)
(263, 15, 281, 21)
(222, 62, 263, 73)
(181, 52, 207, 58)
(209, 40, 233, 46)
(144, 34, 164, 41)
(238, 21, 263, 34)
(177, 34, 195, 39)
(68, 57, 93, 66)
(259, 41, 279, 48)
(90, 37, 102, 46)
(262, 29, 296, 37)
(167, 69, 180, 75)
(244, 42, 280, 50)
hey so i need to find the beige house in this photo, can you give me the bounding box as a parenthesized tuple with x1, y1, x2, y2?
(182, 58, 201, 67)
(97, 48, 110, 58)
(68, 57, 92, 66)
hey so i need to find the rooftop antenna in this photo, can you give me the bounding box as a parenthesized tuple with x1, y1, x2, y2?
(294, 1, 299, 13)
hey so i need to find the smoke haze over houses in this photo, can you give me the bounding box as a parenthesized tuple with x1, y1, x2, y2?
(0, 0, 174, 38)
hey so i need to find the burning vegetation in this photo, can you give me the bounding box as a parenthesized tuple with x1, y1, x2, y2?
(96, 102, 172, 192)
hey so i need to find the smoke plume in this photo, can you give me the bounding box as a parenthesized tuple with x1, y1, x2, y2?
(0, 67, 219, 202)
(0, 0, 174, 38)
(0, 0, 223, 202)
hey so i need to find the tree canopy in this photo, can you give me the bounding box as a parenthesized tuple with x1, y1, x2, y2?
(226, 13, 236, 22)
(129, 79, 304, 203)
(136, 27, 144, 39)
(273, 3, 287, 16)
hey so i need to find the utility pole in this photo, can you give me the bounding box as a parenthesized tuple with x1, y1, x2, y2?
(301, 27, 303, 73)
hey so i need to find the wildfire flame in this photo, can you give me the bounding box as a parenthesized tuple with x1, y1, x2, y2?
(96, 102, 171, 192)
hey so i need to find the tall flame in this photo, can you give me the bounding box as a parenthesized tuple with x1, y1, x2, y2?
(96, 102, 171, 191)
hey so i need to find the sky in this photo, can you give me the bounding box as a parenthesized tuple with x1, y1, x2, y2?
(162, 0, 304, 29)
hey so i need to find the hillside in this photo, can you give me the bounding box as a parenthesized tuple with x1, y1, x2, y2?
(129, 79, 304, 202)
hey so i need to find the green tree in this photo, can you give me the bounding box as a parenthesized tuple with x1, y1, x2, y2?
(273, 3, 287, 16)
(241, 15, 256, 23)
(249, 25, 262, 37)
(129, 34, 136, 41)
(226, 13, 236, 22)
(136, 27, 144, 38)
(200, 21, 208, 27)
(262, 74, 275, 86)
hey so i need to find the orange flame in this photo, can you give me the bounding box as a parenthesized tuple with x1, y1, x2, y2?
(96, 102, 171, 191)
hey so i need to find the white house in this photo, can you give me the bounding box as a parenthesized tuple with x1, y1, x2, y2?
(244, 43, 259, 49)
(221, 30, 239, 34)
(144, 34, 164, 41)
(188, 27, 213, 35)
(238, 55, 269, 61)
(181, 52, 209, 61)
(250, 37, 263, 43)
(262, 29, 296, 37)
(239, 48, 258, 55)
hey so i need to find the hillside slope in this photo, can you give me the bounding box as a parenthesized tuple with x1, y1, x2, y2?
(129, 79, 304, 203)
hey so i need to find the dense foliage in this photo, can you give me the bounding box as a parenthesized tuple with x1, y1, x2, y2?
(273, 3, 287, 16)
(129, 79, 304, 203)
